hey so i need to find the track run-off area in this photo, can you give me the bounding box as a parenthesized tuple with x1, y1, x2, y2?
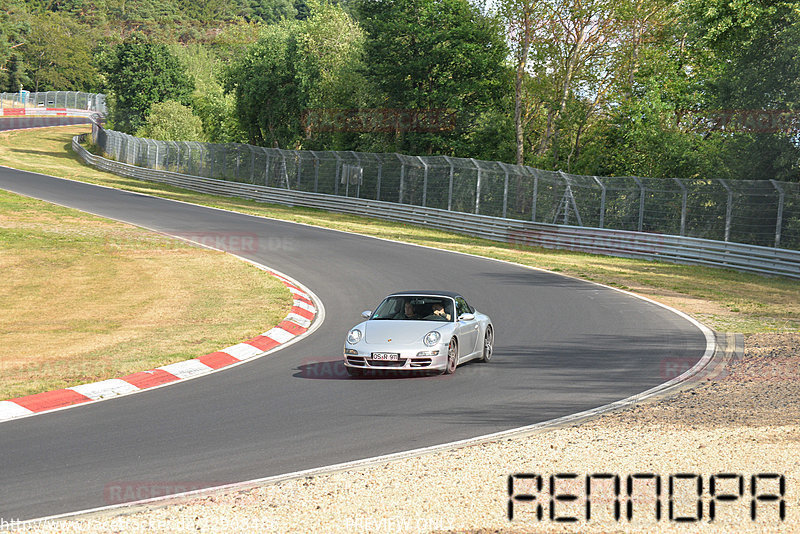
(0, 135, 708, 521)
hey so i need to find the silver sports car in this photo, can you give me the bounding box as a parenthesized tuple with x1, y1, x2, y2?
(343, 290, 494, 376)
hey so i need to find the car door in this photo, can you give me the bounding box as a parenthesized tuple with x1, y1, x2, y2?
(455, 297, 480, 357)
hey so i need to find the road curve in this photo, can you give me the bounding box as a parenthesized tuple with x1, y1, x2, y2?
(0, 165, 707, 521)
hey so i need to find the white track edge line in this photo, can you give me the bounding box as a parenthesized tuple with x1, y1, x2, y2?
(22, 318, 716, 527)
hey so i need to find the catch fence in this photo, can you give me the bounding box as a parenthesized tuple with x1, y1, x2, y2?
(92, 123, 800, 250)
(0, 91, 106, 113)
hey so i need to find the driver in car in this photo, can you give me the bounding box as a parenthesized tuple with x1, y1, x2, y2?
(425, 302, 451, 321)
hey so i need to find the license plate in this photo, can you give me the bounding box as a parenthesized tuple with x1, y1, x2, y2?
(371, 352, 400, 361)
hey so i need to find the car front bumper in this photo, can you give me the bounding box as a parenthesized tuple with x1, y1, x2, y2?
(343, 343, 449, 371)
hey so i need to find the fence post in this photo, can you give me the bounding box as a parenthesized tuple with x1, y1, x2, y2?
(296, 151, 302, 189)
(313, 152, 320, 193)
(593, 176, 606, 228)
(673, 178, 687, 236)
(209, 145, 216, 178)
(264, 148, 271, 187)
(334, 153, 342, 195)
(471, 158, 481, 214)
(397, 154, 405, 204)
(120, 134, 127, 164)
(202, 143, 210, 177)
(498, 162, 510, 219)
(771, 179, 785, 248)
(718, 179, 733, 242)
(417, 156, 428, 207)
(344, 163, 350, 197)
(442, 155, 454, 211)
(351, 151, 362, 198)
(281, 150, 289, 189)
(557, 171, 569, 225)
(529, 167, 538, 222)
(632, 176, 645, 232)
(376, 154, 383, 201)
(233, 145, 240, 181)
(131, 136, 138, 166)
(249, 145, 256, 183)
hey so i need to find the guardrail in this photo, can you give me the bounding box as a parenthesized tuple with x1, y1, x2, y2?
(1, 108, 99, 118)
(73, 134, 800, 279)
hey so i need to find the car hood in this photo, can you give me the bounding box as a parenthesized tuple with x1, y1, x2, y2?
(363, 320, 450, 344)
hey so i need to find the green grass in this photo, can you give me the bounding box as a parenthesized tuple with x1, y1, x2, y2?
(0, 175, 292, 399)
(2, 125, 799, 335)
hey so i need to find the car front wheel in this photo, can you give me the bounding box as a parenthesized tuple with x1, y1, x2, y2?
(443, 338, 458, 375)
(481, 326, 493, 362)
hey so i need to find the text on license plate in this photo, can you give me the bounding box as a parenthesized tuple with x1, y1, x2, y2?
(371, 353, 400, 361)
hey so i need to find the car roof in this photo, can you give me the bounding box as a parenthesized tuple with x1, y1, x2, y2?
(387, 290, 462, 299)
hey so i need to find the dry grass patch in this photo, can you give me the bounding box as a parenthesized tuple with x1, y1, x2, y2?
(0, 189, 292, 399)
(1, 125, 798, 335)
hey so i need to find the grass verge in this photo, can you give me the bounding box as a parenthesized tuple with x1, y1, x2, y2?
(1, 124, 798, 336)
(0, 182, 292, 400)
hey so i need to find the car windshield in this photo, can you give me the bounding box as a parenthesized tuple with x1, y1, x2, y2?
(371, 296, 455, 322)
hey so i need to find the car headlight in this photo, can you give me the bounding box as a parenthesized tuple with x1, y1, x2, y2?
(347, 329, 362, 345)
(423, 331, 441, 347)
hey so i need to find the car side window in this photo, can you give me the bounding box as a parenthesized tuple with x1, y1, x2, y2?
(455, 297, 470, 318)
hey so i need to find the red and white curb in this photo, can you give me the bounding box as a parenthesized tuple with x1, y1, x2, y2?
(0, 270, 319, 423)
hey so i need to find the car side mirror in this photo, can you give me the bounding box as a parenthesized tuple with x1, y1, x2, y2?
(361, 310, 372, 319)
(458, 313, 475, 321)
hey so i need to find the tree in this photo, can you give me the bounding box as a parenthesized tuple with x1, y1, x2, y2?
(682, 0, 800, 182)
(172, 43, 246, 143)
(497, 0, 553, 165)
(224, 2, 367, 148)
(356, 0, 509, 155)
(525, 0, 626, 167)
(224, 22, 303, 147)
(49, 0, 108, 26)
(0, 0, 29, 89)
(135, 100, 205, 141)
(22, 12, 100, 92)
(295, 0, 367, 148)
(241, 0, 297, 23)
(2, 53, 30, 92)
(571, 0, 718, 178)
(102, 35, 194, 134)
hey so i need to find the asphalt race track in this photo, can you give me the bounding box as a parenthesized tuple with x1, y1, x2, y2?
(0, 159, 707, 521)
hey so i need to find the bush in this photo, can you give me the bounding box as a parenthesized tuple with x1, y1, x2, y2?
(135, 100, 205, 141)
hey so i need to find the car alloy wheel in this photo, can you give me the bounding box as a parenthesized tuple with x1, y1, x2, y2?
(482, 326, 493, 362)
(444, 338, 458, 375)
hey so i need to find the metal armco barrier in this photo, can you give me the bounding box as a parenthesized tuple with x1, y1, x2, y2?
(1, 108, 98, 118)
(73, 134, 800, 279)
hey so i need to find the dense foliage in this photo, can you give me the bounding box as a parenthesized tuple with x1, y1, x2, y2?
(135, 100, 205, 141)
(0, 0, 797, 184)
(101, 36, 195, 133)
